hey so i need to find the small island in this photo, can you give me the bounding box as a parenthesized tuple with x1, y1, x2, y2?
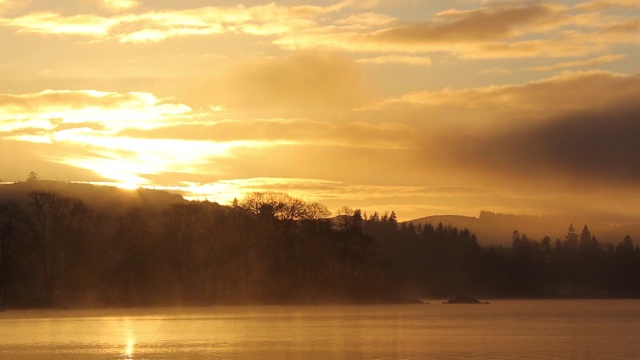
(443, 294, 490, 304)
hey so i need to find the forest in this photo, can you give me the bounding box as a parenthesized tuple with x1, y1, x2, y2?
(1, 180, 639, 308)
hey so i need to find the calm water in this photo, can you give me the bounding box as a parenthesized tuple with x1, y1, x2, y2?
(1, 300, 639, 359)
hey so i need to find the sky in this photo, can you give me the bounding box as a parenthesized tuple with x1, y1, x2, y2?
(0, 0, 639, 221)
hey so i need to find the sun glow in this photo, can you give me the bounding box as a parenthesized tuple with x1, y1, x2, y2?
(1, 0, 639, 223)
(73, 158, 151, 190)
(48, 136, 282, 191)
(155, 177, 343, 205)
(159, 181, 242, 204)
(124, 337, 135, 359)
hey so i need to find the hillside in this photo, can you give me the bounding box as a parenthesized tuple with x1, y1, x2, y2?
(3, 181, 639, 248)
(0, 180, 186, 213)
(409, 211, 640, 246)
(2, 181, 640, 306)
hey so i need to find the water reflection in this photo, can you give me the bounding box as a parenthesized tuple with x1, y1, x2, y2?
(0, 301, 639, 359)
(123, 330, 135, 359)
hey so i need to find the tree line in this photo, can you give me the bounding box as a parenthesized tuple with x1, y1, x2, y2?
(378, 221, 640, 298)
(0, 190, 393, 307)
(1, 188, 639, 308)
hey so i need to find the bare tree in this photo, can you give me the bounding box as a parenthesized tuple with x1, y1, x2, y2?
(163, 202, 206, 301)
(26, 191, 89, 304)
(239, 192, 330, 220)
(0, 201, 22, 302)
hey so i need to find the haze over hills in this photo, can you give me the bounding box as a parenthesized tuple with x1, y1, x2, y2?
(0, 180, 186, 214)
(2, 180, 639, 248)
(2, 179, 640, 306)
(410, 211, 640, 247)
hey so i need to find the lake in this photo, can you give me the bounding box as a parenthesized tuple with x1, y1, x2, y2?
(1, 300, 639, 359)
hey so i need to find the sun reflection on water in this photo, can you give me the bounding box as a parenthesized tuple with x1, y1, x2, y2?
(124, 337, 135, 359)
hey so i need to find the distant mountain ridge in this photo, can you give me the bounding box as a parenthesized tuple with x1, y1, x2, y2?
(409, 211, 640, 246)
(0, 180, 186, 213)
(2, 181, 639, 247)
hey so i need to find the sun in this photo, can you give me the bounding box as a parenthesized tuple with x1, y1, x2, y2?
(61, 157, 152, 190)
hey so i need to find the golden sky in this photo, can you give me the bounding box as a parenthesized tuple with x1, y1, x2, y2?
(1, 0, 639, 220)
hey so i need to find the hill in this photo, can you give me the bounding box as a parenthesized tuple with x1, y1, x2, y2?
(409, 211, 640, 246)
(3, 181, 638, 248)
(0, 180, 186, 213)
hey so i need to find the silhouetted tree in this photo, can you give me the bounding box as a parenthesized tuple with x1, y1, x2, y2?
(110, 208, 158, 305)
(0, 201, 22, 302)
(579, 225, 600, 253)
(26, 172, 39, 183)
(25, 191, 90, 305)
(564, 224, 579, 250)
(613, 235, 640, 295)
(239, 192, 327, 221)
(3, 183, 640, 306)
(162, 202, 206, 301)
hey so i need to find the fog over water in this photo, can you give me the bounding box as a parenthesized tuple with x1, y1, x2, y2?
(1, 300, 639, 359)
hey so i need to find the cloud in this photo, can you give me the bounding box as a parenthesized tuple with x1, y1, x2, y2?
(600, 17, 640, 35)
(0, 0, 29, 15)
(0, 2, 335, 42)
(345, 71, 640, 205)
(374, 3, 566, 43)
(99, 0, 140, 13)
(118, 71, 640, 208)
(0, 89, 294, 189)
(118, 118, 416, 151)
(575, 0, 640, 11)
(0, 138, 104, 182)
(476, 67, 513, 75)
(274, 2, 639, 59)
(359, 71, 640, 124)
(335, 12, 396, 28)
(1, 1, 639, 221)
(1, 12, 113, 36)
(345, 71, 638, 200)
(0, 89, 219, 187)
(273, 2, 620, 59)
(280, 33, 600, 59)
(356, 55, 432, 65)
(450, 100, 640, 190)
(527, 54, 626, 72)
(51, 135, 271, 186)
(198, 52, 370, 112)
(110, 4, 322, 43)
(1, 1, 637, 62)
(147, 177, 488, 219)
(0, 90, 192, 133)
